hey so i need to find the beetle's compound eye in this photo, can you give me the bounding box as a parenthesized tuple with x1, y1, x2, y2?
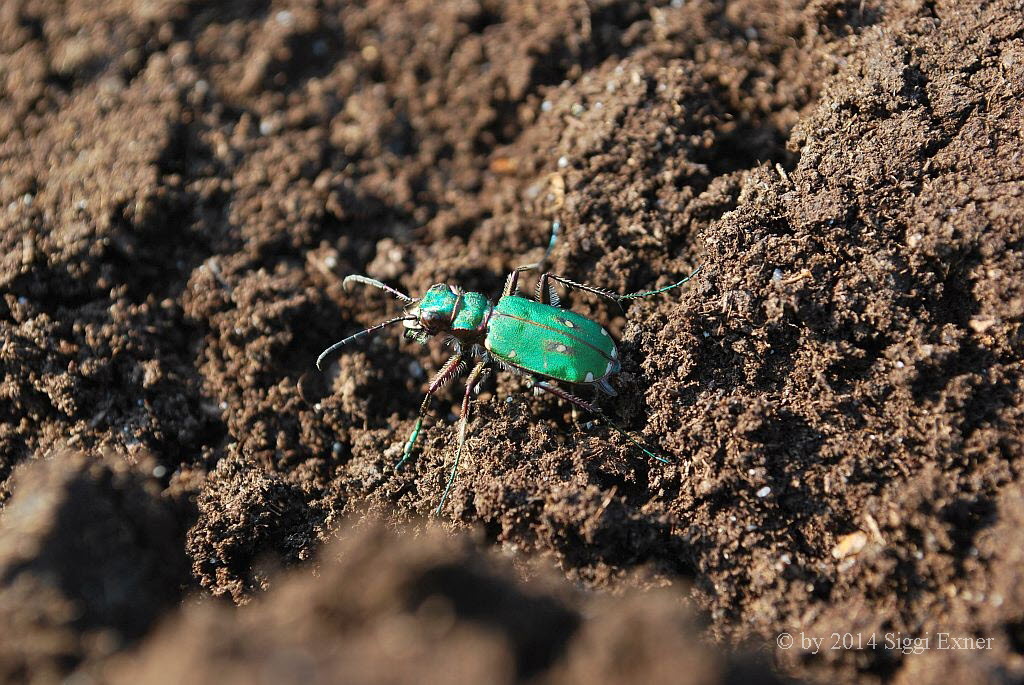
(419, 308, 447, 331)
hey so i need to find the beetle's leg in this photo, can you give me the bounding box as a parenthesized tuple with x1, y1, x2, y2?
(502, 264, 536, 297)
(502, 220, 563, 298)
(536, 272, 624, 313)
(533, 380, 671, 465)
(396, 353, 465, 470)
(435, 360, 488, 516)
(536, 264, 702, 309)
(503, 264, 560, 305)
(617, 264, 703, 300)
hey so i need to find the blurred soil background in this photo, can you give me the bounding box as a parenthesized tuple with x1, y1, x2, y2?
(1, 0, 1023, 682)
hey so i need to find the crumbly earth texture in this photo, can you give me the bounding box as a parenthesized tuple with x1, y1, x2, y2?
(1, 0, 1023, 682)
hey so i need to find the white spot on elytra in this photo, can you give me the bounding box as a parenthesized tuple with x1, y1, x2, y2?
(606, 361, 615, 375)
(610, 347, 618, 358)
(600, 328, 608, 336)
(508, 349, 517, 358)
(563, 319, 575, 328)
(556, 343, 567, 353)
(585, 372, 595, 382)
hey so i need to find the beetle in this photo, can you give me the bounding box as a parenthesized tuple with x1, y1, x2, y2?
(317, 229, 701, 515)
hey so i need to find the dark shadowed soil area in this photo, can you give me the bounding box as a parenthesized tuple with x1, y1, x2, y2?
(1, 0, 1023, 682)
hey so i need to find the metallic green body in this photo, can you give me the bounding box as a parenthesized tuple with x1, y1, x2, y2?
(418, 285, 459, 319)
(485, 295, 620, 384)
(452, 291, 492, 331)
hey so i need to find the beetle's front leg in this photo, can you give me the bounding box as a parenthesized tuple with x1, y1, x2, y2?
(396, 353, 464, 470)
(435, 360, 488, 516)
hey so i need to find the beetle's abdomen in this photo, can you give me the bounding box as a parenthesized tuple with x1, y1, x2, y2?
(486, 295, 620, 384)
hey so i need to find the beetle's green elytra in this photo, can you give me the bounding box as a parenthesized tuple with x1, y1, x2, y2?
(317, 236, 702, 516)
(487, 295, 619, 390)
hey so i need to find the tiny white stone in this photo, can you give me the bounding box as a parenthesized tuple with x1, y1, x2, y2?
(772, 268, 783, 281)
(557, 156, 569, 168)
(756, 486, 772, 498)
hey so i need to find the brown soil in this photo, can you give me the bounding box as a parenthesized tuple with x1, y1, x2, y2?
(1, 0, 1023, 682)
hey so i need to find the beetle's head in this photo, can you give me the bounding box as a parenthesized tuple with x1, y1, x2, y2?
(404, 284, 461, 341)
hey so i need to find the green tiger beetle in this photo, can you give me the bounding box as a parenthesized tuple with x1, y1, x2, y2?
(316, 222, 701, 515)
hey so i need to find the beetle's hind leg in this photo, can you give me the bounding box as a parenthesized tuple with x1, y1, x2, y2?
(533, 380, 671, 465)
(396, 353, 464, 470)
(435, 361, 489, 516)
(536, 264, 702, 310)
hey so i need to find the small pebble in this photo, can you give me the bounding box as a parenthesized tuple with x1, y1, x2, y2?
(756, 486, 771, 498)
(540, 100, 553, 112)
(557, 155, 569, 168)
(831, 531, 868, 560)
(772, 268, 783, 281)
(152, 465, 167, 478)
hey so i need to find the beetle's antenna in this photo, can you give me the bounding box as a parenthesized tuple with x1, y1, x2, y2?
(316, 315, 416, 370)
(343, 275, 417, 303)
(618, 264, 702, 300)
